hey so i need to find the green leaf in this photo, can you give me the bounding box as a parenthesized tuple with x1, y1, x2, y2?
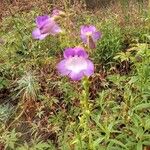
(143, 140, 150, 145)
(145, 118, 150, 130)
(132, 103, 150, 111)
(93, 136, 105, 147)
(108, 139, 128, 149)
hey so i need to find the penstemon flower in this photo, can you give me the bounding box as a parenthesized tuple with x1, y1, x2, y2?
(32, 15, 62, 40)
(51, 9, 65, 18)
(80, 25, 101, 49)
(57, 47, 94, 81)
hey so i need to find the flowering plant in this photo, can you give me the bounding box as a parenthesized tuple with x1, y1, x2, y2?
(57, 47, 94, 81)
(80, 25, 101, 49)
(32, 10, 101, 148)
(32, 15, 62, 40)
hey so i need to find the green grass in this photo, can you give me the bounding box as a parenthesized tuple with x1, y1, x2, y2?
(0, 2, 150, 150)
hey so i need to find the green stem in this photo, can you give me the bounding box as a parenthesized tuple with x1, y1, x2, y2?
(80, 77, 93, 149)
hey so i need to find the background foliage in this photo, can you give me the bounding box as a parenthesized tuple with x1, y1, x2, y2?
(0, 0, 150, 149)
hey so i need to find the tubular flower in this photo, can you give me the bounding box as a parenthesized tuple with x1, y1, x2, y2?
(80, 25, 101, 49)
(51, 9, 65, 18)
(57, 47, 94, 81)
(32, 15, 62, 40)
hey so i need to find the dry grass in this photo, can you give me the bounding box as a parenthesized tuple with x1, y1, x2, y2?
(0, 0, 50, 20)
(0, 0, 148, 23)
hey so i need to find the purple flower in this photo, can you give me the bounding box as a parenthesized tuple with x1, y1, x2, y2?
(51, 9, 65, 18)
(80, 25, 101, 49)
(57, 47, 94, 81)
(32, 15, 62, 40)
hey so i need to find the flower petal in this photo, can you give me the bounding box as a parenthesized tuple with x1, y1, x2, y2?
(57, 59, 70, 76)
(80, 34, 87, 43)
(80, 25, 101, 46)
(49, 23, 62, 35)
(92, 31, 101, 41)
(64, 47, 88, 58)
(51, 9, 60, 17)
(88, 25, 96, 32)
(51, 9, 65, 17)
(69, 71, 84, 81)
(83, 59, 94, 76)
(36, 15, 49, 28)
(81, 25, 96, 33)
(80, 25, 86, 34)
(40, 18, 62, 35)
(63, 48, 75, 58)
(74, 47, 88, 58)
(32, 28, 48, 40)
(81, 25, 89, 33)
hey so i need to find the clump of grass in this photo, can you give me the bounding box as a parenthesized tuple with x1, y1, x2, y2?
(94, 19, 123, 65)
(16, 72, 40, 101)
(0, 104, 13, 124)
